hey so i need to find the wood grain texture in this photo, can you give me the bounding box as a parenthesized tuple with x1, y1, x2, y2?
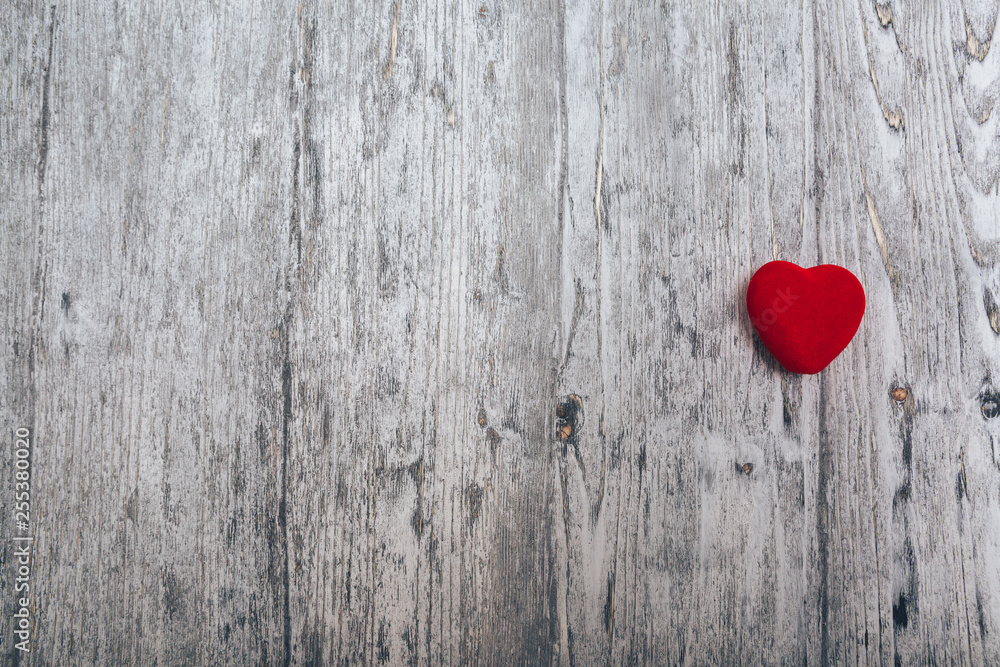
(2, 0, 999, 664)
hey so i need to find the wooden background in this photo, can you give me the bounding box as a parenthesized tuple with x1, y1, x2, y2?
(3, 0, 1000, 664)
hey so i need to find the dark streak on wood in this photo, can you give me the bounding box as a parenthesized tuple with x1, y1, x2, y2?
(817, 378, 831, 666)
(278, 311, 293, 667)
(36, 5, 56, 194)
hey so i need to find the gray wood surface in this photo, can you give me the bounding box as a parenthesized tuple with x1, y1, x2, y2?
(2, 0, 1000, 664)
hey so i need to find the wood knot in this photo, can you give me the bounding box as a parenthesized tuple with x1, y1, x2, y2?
(485, 427, 502, 460)
(891, 387, 908, 402)
(466, 483, 484, 524)
(556, 394, 583, 442)
(982, 392, 1000, 420)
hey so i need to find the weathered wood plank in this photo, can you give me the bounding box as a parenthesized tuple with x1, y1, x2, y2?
(2, 0, 999, 665)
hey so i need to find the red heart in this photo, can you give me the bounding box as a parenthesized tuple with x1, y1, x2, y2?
(746, 261, 865, 374)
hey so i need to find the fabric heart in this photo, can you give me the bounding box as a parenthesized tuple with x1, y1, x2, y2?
(746, 261, 865, 374)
